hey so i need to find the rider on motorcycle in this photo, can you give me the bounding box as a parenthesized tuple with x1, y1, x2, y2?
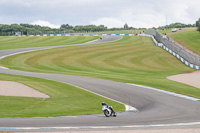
(102, 102, 116, 117)
(102, 102, 112, 110)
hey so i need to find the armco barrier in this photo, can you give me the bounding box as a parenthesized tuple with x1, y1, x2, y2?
(19, 34, 135, 37)
(139, 34, 200, 70)
(144, 30, 200, 66)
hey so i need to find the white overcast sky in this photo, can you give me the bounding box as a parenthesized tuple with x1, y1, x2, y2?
(0, 0, 199, 28)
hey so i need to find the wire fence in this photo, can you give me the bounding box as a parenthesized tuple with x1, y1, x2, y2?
(0, 32, 16, 36)
(144, 30, 200, 66)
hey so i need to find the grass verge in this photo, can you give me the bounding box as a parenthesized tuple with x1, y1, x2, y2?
(169, 28, 200, 55)
(0, 36, 200, 99)
(0, 36, 99, 50)
(0, 73, 124, 117)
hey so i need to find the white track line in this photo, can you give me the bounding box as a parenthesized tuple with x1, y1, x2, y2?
(0, 66, 9, 69)
(1, 122, 200, 130)
(62, 82, 138, 112)
(127, 83, 200, 101)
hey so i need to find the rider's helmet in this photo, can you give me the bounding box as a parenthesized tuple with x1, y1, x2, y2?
(102, 102, 106, 105)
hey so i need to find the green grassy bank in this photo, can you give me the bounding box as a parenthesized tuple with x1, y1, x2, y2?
(169, 28, 200, 55)
(0, 36, 98, 50)
(0, 73, 124, 117)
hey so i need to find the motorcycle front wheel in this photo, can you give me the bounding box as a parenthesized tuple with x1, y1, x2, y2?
(104, 110, 111, 117)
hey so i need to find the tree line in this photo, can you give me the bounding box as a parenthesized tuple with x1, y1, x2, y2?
(0, 19, 199, 36)
(0, 23, 136, 36)
(157, 18, 200, 33)
(158, 22, 196, 29)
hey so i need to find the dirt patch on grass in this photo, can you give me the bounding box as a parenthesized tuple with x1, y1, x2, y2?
(167, 70, 200, 89)
(0, 81, 50, 98)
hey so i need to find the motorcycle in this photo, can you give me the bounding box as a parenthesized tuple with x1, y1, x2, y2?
(102, 102, 117, 117)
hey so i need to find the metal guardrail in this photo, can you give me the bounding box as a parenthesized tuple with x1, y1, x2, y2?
(144, 30, 200, 66)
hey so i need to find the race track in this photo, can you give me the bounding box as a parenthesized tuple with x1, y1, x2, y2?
(0, 35, 200, 131)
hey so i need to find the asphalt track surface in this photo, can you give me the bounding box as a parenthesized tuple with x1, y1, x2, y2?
(0, 36, 200, 131)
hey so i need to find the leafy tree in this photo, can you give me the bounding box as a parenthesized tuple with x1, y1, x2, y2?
(73, 25, 107, 32)
(124, 23, 128, 29)
(196, 18, 200, 27)
(60, 24, 73, 30)
(197, 22, 200, 33)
